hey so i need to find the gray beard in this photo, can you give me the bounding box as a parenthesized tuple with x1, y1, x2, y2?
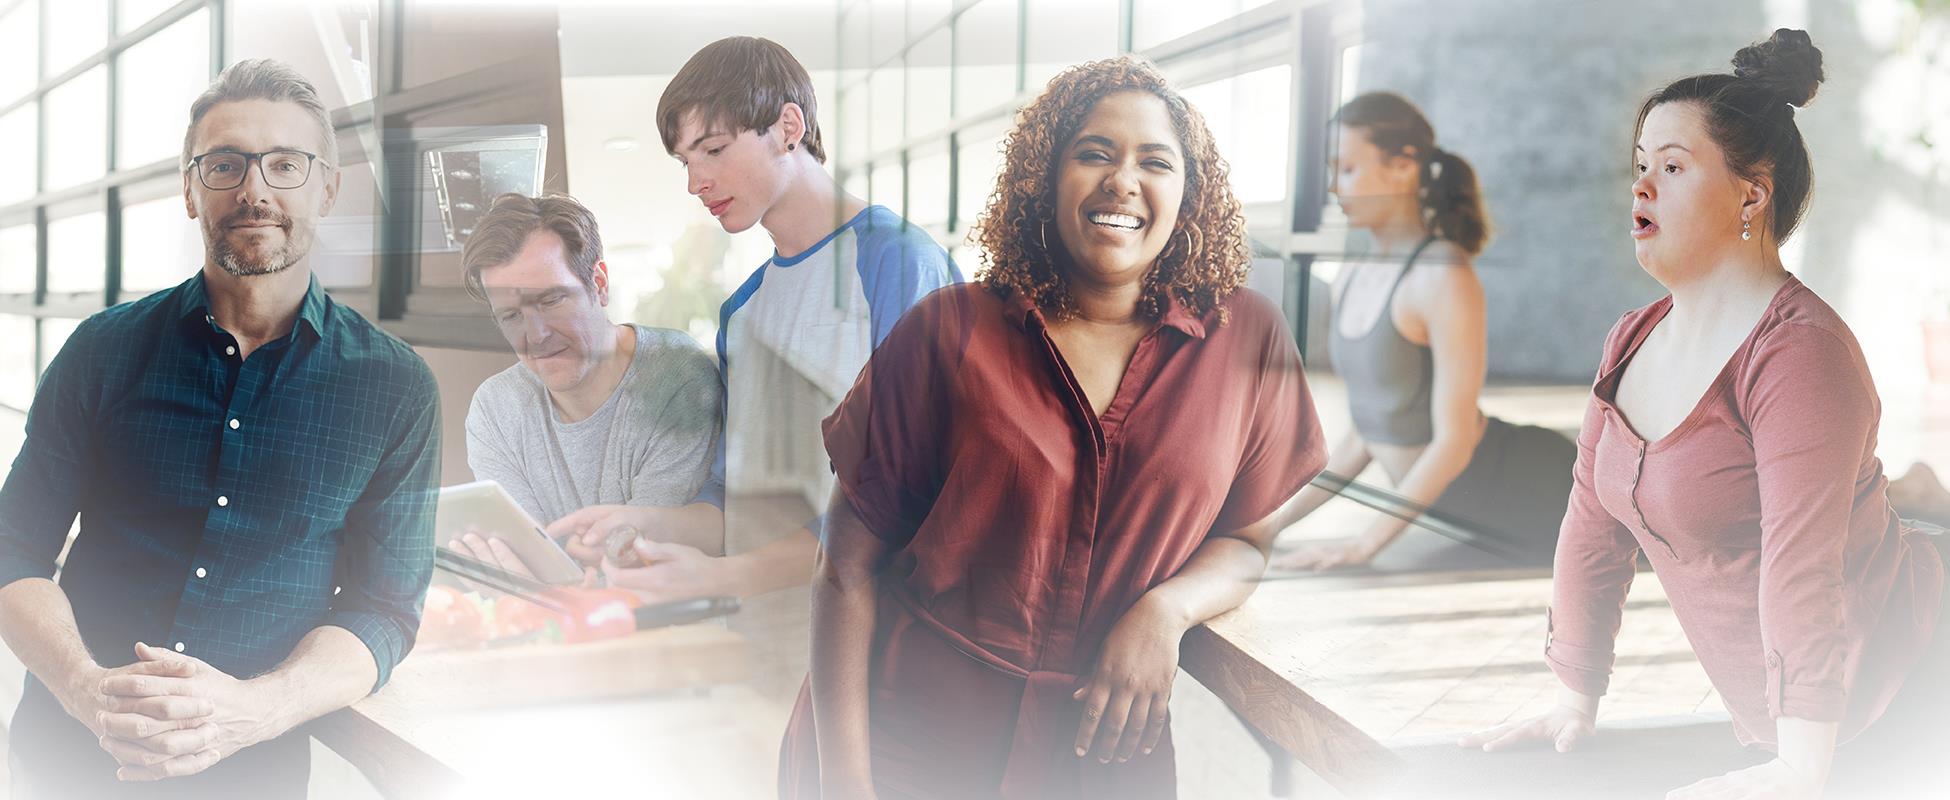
(216, 248, 293, 277)
(208, 228, 302, 277)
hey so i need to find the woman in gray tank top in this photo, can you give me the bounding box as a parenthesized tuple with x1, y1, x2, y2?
(1270, 92, 1576, 571)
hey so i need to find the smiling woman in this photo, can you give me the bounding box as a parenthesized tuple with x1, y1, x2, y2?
(782, 55, 1326, 800)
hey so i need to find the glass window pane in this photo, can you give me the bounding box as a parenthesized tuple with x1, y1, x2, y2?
(43, 66, 108, 192)
(839, 5, 870, 73)
(869, 161, 902, 213)
(117, 7, 209, 169)
(954, 0, 1018, 118)
(907, 28, 950, 138)
(842, 168, 868, 204)
(955, 130, 1004, 233)
(0, 314, 32, 411)
(0, 1, 38, 102)
(908, 0, 953, 41)
(0, 222, 34, 294)
(1338, 43, 1365, 105)
(120, 193, 203, 293)
(43, 0, 107, 78)
(45, 210, 106, 295)
(313, 161, 376, 289)
(869, 0, 904, 67)
(118, 0, 181, 34)
(0, 102, 36, 204)
(1132, 0, 1277, 52)
(1180, 64, 1292, 205)
(870, 66, 903, 155)
(1025, 0, 1119, 92)
(907, 149, 949, 229)
(837, 83, 869, 165)
(39, 317, 80, 374)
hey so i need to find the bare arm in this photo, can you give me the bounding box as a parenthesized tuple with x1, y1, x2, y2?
(809, 485, 888, 796)
(725, 527, 818, 597)
(1269, 426, 1372, 531)
(251, 625, 380, 734)
(0, 578, 114, 732)
(1282, 262, 1488, 573)
(1351, 261, 1489, 552)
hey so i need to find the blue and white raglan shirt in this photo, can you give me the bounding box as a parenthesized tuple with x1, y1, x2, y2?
(702, 205, 961, 555)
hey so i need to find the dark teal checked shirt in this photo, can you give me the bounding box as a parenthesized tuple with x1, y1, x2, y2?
(0, 273, 438, 715)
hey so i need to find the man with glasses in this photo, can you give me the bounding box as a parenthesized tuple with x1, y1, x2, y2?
(0, 59, 439, 798)
(448, 193, 720, 577)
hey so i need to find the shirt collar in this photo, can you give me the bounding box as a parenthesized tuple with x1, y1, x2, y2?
(175, 272, 331, 341)
(1002, 287, 1208, 340)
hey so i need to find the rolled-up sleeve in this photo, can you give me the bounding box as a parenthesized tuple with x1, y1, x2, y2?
(0, 323, 97, 588)
(327, 363, 441, 692)
(1545, 322, 1641, 698)
(1745, 325, 1867, 722)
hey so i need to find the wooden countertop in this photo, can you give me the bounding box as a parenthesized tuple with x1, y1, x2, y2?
(311, 622, 772, 799)
(1180, 569, 1720, 795)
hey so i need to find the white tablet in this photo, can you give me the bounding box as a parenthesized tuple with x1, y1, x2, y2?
(434, 480, 584, 585)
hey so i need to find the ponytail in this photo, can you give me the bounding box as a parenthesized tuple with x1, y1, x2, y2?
(1335, 92, 1493, 255)
(1421, 147, 1489, 255)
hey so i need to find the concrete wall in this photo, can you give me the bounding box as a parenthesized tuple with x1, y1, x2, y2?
(1350, 0, 1950, 385)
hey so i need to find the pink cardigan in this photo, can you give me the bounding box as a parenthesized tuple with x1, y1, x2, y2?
(1547, 277, 1944, 747)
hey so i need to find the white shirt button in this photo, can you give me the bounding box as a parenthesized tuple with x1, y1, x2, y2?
(228, 419, 240, 430)
(173, 642, 186, 652)
(333, 585, 342, 596)
(216, 495, 229, 507)
(225, 345, 236, 356)
(195, 567, 207, 578)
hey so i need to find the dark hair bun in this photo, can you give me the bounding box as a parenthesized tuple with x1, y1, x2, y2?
(1731, 28, 1824, 107)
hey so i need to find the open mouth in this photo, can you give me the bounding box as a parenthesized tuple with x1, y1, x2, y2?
(1087, 211, 1145, 232)
(1631, 211, 1659, 239)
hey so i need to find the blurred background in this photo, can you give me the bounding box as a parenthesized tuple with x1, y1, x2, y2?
(0, 1, 1947, 797)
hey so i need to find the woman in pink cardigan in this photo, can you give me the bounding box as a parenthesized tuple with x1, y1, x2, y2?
(1461, 30, 1947, 799)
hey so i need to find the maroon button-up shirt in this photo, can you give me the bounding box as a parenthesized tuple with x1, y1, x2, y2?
(781, 282, 1326, 798)
(1548, 277, 1944, 748)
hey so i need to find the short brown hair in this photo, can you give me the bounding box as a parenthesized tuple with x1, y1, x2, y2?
(461, 193, 604, 302)
(657, 37, 826, 163)
(183, 59, 337, 171)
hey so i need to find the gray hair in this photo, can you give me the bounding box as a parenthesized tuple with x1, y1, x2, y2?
(181, 59, 338, 172)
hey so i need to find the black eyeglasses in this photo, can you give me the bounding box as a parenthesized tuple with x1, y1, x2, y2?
(186, 149, 327, 191)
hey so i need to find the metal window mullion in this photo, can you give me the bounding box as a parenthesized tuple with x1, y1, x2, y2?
(32, 205, 46, 307)
(1014, 0, 1026, 95)
(1118, 0, 1134, 53)
(211, 0, 225, 76)
(104, 184, 121, 307)
(105, 0, 120, 306)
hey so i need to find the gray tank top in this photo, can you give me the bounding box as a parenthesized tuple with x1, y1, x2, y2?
(1329, 236, 1439, 446)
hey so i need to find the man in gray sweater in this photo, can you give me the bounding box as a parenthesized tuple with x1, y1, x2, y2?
(452, 193, 721, 575)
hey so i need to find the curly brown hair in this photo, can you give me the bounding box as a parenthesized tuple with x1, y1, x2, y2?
(971, 55, 1251, 325)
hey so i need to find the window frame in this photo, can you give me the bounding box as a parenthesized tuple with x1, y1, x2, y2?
(0, 0, 226, 412)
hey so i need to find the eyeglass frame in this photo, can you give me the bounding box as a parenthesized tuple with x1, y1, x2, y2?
(184, 149, 331, 191)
